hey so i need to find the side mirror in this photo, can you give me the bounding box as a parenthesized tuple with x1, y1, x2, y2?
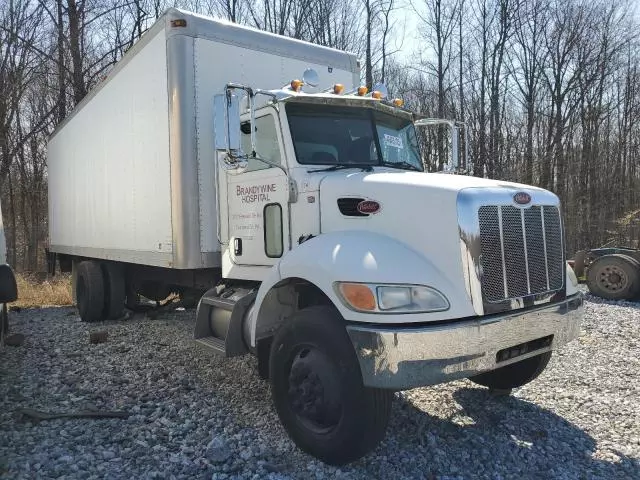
(214, 93, 241, 155)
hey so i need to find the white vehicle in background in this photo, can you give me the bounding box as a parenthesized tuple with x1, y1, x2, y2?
(46, 9, 583, 465)
(0, 202, 18, 342)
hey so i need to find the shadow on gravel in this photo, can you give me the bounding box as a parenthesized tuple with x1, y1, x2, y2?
(387, 386, 639, 479)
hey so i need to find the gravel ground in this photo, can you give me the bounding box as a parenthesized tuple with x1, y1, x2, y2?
(1, 290, 639, 480)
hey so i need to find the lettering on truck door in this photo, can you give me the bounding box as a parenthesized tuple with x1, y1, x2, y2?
(226, 111, 289, 266)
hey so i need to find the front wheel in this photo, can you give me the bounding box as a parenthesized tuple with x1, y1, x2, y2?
(469, 352, 552, 390)
(269, 306, 392, 465)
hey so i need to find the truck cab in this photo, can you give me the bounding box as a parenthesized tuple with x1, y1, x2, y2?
(197, 72, 583, 464)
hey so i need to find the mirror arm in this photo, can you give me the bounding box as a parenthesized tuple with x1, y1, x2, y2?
(226, 83, 253, 95)
(450, 125, 459, 173)
(248, 92, 257, 157)
(252, 155, 286, 173)
(225, 85, 281, 159)
(224, 90, 232, 157)
(221, 83, 293, 198)
(254, 89, 278, 101)
(465, 123, 472, 174)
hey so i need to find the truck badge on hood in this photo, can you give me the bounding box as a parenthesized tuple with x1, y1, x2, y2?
(513, 192, 531, 205)
(357, 200, 381, 215)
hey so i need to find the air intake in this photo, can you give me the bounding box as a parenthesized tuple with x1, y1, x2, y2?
(337, 198, 368, 217)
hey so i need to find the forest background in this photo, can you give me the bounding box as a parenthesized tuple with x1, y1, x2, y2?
(1, 0, 639, 272)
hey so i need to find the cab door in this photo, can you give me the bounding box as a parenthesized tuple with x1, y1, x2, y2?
(225, 109, 290, 266)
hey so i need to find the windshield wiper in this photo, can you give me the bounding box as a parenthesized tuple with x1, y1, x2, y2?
(380, 161, 422, 172)
(308, 164, 374, 173)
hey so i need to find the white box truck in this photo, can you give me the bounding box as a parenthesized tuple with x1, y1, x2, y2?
(47, 8, 583, 465)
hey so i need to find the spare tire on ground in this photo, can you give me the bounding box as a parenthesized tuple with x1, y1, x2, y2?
(586, 254, 640, 301)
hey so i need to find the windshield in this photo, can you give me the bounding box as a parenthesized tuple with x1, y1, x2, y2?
(285, 103, 423, 171)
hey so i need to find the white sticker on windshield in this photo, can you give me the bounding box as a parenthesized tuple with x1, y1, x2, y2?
(383, 134, 403, 149)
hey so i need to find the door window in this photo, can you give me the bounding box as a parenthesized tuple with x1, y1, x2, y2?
(240, 114, 281, 172)
(263, 203, 283, 258)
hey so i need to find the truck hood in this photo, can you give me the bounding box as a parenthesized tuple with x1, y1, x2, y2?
(317, 169, 547, 196)
(318, 169, 550, 317)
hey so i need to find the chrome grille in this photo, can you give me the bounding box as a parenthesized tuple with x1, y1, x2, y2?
(478, 205, 564, 302)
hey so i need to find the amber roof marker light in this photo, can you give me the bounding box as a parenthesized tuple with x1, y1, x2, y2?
(371, 83, 389, 100)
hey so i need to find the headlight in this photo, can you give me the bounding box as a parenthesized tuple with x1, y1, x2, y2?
(378, 285, 449, 312)
(336, 282, 449, 313)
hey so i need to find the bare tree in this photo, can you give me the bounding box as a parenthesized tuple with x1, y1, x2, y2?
(413, 0, 460, 169)
(509, 0, 547, 184)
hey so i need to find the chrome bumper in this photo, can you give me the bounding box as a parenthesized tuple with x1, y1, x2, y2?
(346, 293, 583, 390)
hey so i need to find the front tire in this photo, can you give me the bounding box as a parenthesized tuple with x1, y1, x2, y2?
(469, 352, 552, 390)
(269, 306, 392, 465)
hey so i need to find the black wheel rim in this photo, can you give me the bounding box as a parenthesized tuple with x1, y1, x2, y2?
(287, 344, 343, 434)
(598, 265, 628, 292)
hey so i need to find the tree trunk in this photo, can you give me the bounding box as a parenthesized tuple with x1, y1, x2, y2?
(67, 0, 86, 104)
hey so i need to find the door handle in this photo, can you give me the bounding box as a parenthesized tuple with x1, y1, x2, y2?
(234, 238, 243, 256)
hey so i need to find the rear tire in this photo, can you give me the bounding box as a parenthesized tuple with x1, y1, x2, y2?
(1, 304, 9, 342)
(76, 261, 106, 323)
(269, 306, 392, 465)
(469, 352, 552, 390)
(102, 263, 126, 319)
(586, 254, 640, 300)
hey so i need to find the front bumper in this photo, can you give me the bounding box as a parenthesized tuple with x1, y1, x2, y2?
(346, 293, 583, 390)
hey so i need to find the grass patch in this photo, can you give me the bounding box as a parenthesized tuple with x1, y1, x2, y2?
(12, 274, 73, 308)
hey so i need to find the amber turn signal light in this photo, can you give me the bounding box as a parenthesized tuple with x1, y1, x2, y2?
(338, 283, 376, 311)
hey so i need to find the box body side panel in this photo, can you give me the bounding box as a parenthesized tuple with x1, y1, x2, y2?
(48, 30, 174, 266)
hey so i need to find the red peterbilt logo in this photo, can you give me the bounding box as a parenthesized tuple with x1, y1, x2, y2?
(357, 200, 381, 215)
(513, 192, 531, 205)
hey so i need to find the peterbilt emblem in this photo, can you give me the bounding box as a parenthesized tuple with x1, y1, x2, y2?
(357, 200, 381, 215)
(513, 192, 531, 205)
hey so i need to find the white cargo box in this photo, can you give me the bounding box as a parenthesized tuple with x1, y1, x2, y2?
(48, 8, 359, 269)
